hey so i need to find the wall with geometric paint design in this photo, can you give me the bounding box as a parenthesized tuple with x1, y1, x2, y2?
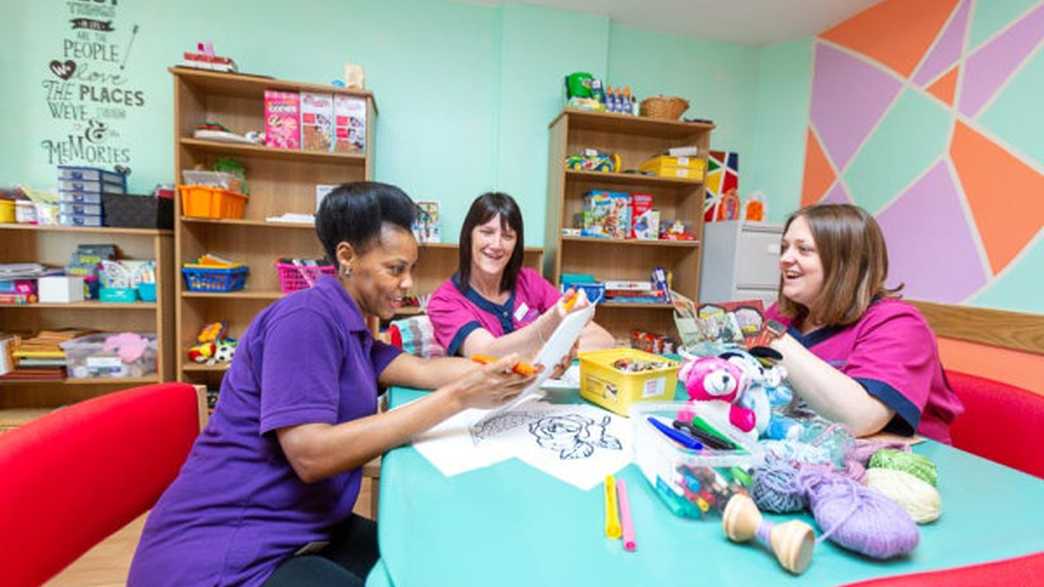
(799, 0, 1043, 316)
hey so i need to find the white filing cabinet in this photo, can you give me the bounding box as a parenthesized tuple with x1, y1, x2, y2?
(699, 221, 783, 304)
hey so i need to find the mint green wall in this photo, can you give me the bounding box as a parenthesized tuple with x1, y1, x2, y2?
(2, 0, 761, 248)
(606, 24, 760, 158)
(746, 38, 815, 223)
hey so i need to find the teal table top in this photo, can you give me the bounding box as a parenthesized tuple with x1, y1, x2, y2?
(366, 387, 1044, 587)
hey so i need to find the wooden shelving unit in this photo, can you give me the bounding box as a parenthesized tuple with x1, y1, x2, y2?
(171, 67, 377, 389)
(544, 109, 714, 340)
(0, 224, 175, 412)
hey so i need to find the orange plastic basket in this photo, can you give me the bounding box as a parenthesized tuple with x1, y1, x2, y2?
(179, 185, 247, 219)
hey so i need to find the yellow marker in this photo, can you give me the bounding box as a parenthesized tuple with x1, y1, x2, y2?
(562, 289, 579, 312)
(604, 474, 622, 539)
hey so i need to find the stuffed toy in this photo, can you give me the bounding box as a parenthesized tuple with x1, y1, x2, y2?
(678, 355, 757, 435)
(722, 348, 803, 440)
(187, 341, 216, 364)
(214, 339, 237, 364)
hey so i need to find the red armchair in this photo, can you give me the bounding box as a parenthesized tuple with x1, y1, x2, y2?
(946, 370, 1044, 479)
(842, 552, 1044, 586)
(0, 383, 205, 587)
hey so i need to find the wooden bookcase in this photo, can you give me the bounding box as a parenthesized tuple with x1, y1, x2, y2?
(544, 109, 714, 340)
(170, 68, 376, 389)
(0, 224, 175, 415)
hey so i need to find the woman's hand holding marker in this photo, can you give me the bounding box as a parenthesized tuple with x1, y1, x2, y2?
(456, 353, 541, 409)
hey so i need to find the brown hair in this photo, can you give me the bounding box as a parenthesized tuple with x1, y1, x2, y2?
(777, 203, 903, 327)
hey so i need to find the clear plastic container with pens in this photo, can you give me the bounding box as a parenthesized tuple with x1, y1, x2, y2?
(632, 402, 764, 519)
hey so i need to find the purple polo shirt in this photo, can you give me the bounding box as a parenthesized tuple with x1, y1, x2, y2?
(767, 298, 962, 443)
(128, 276, 401, 587)
(427, 267, 561, 356)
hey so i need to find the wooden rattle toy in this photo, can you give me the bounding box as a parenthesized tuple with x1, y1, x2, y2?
(722, 494, 815, 575)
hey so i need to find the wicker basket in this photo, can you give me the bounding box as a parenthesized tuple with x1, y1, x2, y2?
(640, 96, 689, 120)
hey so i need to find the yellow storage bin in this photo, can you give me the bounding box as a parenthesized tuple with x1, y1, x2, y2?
(579, 348, 680, 416)
(179, 185, 248, 219)
(639, 156, 706, 181)
(0, 200, 14, 223)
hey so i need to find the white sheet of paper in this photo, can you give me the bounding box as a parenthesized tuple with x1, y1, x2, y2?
(411, 400, 631, 489)
(540, 363, 580, 392)
(470, 303, 596, 430)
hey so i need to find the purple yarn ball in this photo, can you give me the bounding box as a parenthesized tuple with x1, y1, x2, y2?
(799, 468, 919, 559)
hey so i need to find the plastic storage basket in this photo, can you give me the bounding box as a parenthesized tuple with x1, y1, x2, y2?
(632, 402, 763, 518)
(276, 261, 335, 293)
(179, 185, 247, 219)
(578, 348, 679, 415)
(60, 332, 158, 379)
(181, 264, 249, 292)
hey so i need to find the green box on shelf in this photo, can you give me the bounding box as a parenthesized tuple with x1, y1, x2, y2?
(99, 287, 138, 303)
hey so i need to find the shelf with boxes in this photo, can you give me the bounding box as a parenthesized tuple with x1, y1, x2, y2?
(0, 225, 174, 414)
(545, 109, 714, 342)
(171, 68, 376, 388)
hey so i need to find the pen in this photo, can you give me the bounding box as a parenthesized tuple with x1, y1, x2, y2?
(604, 474, 622, 539)
(616, 478, 637, 552)
(471, 354, 538, 377)
(672, 419, 735, 450)
(561, 289, 579, 312)
(648, 417, 703, 451)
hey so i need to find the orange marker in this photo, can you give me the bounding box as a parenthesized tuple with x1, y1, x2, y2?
(562, 289, 579, 312)
(471, 354, 538, 377)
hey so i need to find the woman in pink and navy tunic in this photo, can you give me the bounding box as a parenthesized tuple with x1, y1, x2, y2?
(762, 204, 962, 443)
(427, 192, 614, 359)
(128, 183, 537, 587)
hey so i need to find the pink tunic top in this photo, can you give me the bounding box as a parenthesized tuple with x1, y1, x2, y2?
(767, 298, 963, 443)
(427, 268, 562, 356)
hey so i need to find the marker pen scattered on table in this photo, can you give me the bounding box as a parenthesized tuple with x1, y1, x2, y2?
(470, 354, 538, 377)
(648, 417, 703, 451)
(604, 474, 622, 539)
(616, 478, 637, 552)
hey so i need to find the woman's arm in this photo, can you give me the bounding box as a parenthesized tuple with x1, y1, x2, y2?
(459, 304, 563, 358)
(277, 355, 535, 483)
(579, 321, 615, 351)
(378, 353, 476, 389)
(770, 334, 894, 436)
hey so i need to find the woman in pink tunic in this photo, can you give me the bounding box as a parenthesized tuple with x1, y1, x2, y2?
(761, 204, 962, 443)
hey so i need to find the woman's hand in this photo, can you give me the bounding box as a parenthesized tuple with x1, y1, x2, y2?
(549, 341, 579, 380)
(450, 353, 541, 410)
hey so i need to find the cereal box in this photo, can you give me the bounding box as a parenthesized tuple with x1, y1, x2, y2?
(301, 92, 335, 152)
(630, 193, 655, 239)
(334, 95, 367, 153)
(264, 91, 300, 149)
(582, 190, 630, 239)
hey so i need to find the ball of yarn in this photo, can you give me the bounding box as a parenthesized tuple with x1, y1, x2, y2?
(753, 457, 806, 513)
(865, 468, 941, 524)
(798, 468, 919, 559)
(869, 449, 938, 487)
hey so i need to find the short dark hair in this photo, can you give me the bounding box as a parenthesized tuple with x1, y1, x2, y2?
(316, 181, 417, 261)
(457, 192, 525, 294)
(777, 203, 903, 326)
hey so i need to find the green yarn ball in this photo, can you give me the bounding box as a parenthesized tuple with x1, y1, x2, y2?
(869, 449, 938, 487)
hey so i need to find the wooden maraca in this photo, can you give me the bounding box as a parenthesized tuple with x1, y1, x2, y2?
(722, 494, 815, 575)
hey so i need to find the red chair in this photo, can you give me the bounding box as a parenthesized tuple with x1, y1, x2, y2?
(0, 383, 205, 587)
(946, 370, 1044, 479)
(842, 552, 1044, 586)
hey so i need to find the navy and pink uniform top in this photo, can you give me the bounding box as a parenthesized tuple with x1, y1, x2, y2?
(427, 267, 563, 356)
(128, 275, 401, 587)
(766, 298, 963, 443)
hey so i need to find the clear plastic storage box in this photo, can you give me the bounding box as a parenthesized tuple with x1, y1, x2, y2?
(632, 402, 764, 518)
(60, 333, 158, 379)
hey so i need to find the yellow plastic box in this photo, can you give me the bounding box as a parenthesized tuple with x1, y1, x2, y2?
(639, 156, 706, 181)
(579, 348, 680, 415)
(0, 200, 14, 223)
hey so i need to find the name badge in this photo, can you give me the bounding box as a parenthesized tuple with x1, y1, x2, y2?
(513, 303, 529, 322)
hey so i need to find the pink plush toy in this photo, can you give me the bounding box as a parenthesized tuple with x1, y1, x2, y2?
(679, 356, 757, 433)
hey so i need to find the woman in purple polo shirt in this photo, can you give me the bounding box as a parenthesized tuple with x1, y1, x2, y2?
(128, 183, 537, 587)
(427, 192, 614, 358)
(761, 204, 962, 443)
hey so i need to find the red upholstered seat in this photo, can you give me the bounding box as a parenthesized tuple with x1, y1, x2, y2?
(946, 370, 1044, 479)
(841, 552, 1044, 586)
(0, 383, 203, 587)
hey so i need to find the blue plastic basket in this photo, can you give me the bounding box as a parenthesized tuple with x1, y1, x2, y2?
(181, 265, 249, 292)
